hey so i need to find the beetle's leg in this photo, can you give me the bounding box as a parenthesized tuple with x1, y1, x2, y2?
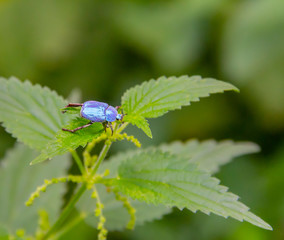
(62, 103, 83, 113)
(101, 122, 113, 135)
(102, 122, 107, 133)
(62, 122, 93, 133)
(65, 103, 83, 108)
(109, 122, 114, 135)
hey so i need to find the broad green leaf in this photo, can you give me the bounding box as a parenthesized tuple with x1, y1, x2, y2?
(76, 185, 171, 231)
(160, 139, 260, 174)
(122, 75, 238, 118)
(0, 144, 69, 235)
(111, 150, 272, 230)
(0, 77, 69, 150)
(31, 118, 104, 165)
(75, 149, 171, 230)
(103, 139, 259, 176)
(121, 76, 238, 136)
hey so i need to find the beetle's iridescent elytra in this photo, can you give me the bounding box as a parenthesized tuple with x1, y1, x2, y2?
(62, 101, 123, 134)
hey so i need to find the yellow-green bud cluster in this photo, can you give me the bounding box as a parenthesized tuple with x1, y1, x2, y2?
(35, 209, 50, 239)
(92, 189, 108, 240)
(108, 133, 141, 148)
(26, 175, 83, 206)
(114, 191, 136, 229)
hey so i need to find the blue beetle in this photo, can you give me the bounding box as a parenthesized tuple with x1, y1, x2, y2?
(62, 101, 123, 134)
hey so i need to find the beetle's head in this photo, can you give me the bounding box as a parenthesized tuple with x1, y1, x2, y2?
(116, 113, 123, 121)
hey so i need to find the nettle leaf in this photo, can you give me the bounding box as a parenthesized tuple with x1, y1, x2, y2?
(121, 76, 238, 136)
(102, 139, 259, 176)
(76, 151, 171, 230)
(76, 185, 171, 231)
(160, 139, 260, 174)
(0, 77, 69, 150)
(94, 139, 261, 230)
(31, 118, 104, 165)
(110, 150, 272, 230)
(0, 144, 69, 235)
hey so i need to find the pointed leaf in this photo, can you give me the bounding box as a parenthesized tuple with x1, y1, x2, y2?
(0, 144, 69, 235)
(122, 75, 239, 118)
(160, 139, 260, 174)
(111, 150, 272, 230)
(103, 139, 259, 175)
(0, 77, 69, 150)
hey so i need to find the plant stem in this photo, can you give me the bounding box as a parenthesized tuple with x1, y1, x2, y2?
(43, 141, 111, 239)
(117, 122, 129, 134)
(43, 184, 87, 239)
(53, 213, 86, 239)
(43, 122, 128, 239)
(90, 142, 111, 176)
(70, 149, 85, 175)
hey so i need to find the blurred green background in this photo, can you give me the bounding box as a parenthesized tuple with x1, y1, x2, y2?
(0, 0, 283, 239)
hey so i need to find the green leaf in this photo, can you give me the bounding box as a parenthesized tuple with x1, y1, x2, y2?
(31, 117, 104, 165)
(0, 77, 69, 150)
(75, 149, 171, 230)
(123, 115, 152, 138)
(160, 139, 260, 174)
(0, 144, 69, 235)
(122, 75, 238, 118)
(76, 185, 171, 231)
(111, 150, 272, 230)
(103, 139, 259, 176)
(121, 76, 238, 137)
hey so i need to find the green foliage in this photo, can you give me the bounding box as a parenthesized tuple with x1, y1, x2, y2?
(0, 144, 69, 235)
(0, 77, 69, 150)
(122, 76, 238, 137)
(110, 150, 272, 230)
(122, 75, 238, 117)
(0, 75, 272, 240)
(159, 140, 260, 174)
(31, 118, 103, 165)
(77, 185, 171, 231)
(102, 140, 259, 176)
(123, 115, 152, 138)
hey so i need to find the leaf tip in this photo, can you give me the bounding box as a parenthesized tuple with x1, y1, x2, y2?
(225, 82, 240, 93)
(29, 160, 38, 166)
(260, 222, 273, 231)
(30, 154, 48, 165)
(233, 86, 240, 93)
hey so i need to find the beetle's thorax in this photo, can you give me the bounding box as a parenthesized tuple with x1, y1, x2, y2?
(105, 106, 118, 122)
